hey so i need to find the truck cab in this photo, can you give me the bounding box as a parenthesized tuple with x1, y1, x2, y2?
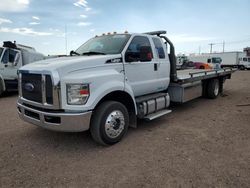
(238, 57, 250, 70)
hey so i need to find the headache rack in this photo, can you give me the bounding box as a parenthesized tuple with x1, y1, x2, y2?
(144, 30, 167, 36)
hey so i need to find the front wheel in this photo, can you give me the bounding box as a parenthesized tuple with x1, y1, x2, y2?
(90, 101, 129, 145)
(0, 81, 4, 96)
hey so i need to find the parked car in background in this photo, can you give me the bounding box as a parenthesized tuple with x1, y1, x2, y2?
(188, 55, 222, 69)
(193, 62, 212, 69)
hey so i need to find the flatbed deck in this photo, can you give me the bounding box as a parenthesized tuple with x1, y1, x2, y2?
(176, 68, 237, 83)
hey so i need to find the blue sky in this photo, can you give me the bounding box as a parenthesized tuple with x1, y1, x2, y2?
(0, 0, 250, 55)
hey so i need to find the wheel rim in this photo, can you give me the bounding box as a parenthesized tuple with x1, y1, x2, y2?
(214, 82, 219, 96)
(105, 110, 125, 139)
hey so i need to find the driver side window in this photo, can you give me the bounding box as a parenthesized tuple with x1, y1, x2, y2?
(1, 49, 17, 64)
(125, 36, 153, 62)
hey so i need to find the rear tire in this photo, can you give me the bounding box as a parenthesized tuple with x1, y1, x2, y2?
(90, 101, 129, 146)
(206, 79, 219, 99)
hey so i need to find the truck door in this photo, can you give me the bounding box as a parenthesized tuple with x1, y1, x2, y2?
(124, 36, 158, 97)
(152, 37, 170, 90)
(0, 48, 22, 80)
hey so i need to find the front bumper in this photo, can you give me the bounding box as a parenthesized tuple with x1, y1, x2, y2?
(17, 102, 92, 132)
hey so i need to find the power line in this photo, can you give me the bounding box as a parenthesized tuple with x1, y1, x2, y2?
(222, 41, 225, 52)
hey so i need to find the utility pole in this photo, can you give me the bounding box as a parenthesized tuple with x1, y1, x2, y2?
(199, 46, 201, 54)
(208, 43, 215, 53)
(65, 24, 68, 55)
(222, 41, 225, 52)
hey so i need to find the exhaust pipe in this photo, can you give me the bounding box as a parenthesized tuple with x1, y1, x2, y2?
(160, 36, 177, 82)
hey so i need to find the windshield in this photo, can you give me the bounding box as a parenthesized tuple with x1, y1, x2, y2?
(0, 47, 3, 58)
(212, 57, 222, 64)
(75, 34, 131, 55)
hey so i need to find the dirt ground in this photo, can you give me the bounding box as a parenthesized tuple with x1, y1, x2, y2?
(0, 71, 250, 188)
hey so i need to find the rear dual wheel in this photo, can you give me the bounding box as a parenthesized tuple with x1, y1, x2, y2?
(90, 101, 129, 146)
(206, 79, 220, 99)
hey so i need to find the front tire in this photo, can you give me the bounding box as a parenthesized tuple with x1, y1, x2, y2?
(90, 101, 129, 145)
(206, 79, 219, 99)
(0, 81, 4, 96)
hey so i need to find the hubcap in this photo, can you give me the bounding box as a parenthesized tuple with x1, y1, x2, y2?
(105, 110, 125, 139)
(214, 82, 219, 96)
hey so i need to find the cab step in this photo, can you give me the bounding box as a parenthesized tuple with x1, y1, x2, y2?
(144, 109, 172, 121)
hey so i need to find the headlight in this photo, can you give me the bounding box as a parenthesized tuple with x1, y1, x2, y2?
(67, 84, 89, 105)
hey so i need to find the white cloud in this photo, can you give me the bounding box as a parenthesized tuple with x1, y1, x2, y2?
(0, 0, 29, 12)
(0, 18, 12, 25)
(74, 0, 92, 12)
(85, 7, 91, 11)
(77, 22, 92, 26)
(32, 16, 40, 20)
(90, 29, 95, 32)
(80, 14, 87, 18)
(74, 0, 88, 8)
(0, 27, 52, 36)
(29, 22, 40, 25)
(17, 0, 29, 5)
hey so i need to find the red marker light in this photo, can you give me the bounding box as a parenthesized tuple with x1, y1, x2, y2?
(80, 89, 89, 95)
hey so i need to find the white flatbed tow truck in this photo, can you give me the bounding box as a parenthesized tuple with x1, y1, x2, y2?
(17, 30, 236, 145)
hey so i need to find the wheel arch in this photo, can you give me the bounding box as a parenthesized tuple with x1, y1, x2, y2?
(93, 90, 137, 128)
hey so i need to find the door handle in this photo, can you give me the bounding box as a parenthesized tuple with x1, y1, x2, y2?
(154, 63, 157, 71)
(154, 63, 158, 71)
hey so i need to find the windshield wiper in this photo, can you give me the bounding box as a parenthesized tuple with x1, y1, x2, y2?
(82, 51, 106, 55)
(70, 50, 80, 56)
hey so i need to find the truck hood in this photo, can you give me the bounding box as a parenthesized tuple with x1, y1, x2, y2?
(20, 54, 122, 74)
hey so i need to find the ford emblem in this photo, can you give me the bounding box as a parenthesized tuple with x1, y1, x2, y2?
(24, 83, 35, 92)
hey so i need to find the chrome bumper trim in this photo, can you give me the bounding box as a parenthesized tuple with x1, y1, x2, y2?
(17, 102, 92, 132)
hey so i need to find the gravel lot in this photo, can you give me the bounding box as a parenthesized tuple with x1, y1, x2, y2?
(0, 71, 250, 188)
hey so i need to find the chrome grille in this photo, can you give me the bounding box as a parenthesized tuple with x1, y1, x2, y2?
(18, 72, 60, 109)
(21, 73, 42, 103)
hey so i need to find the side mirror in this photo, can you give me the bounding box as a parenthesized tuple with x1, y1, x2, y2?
(70, 50, 80, 56)
(125, 52, 133, 62)
(140, 46, 152, 62)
